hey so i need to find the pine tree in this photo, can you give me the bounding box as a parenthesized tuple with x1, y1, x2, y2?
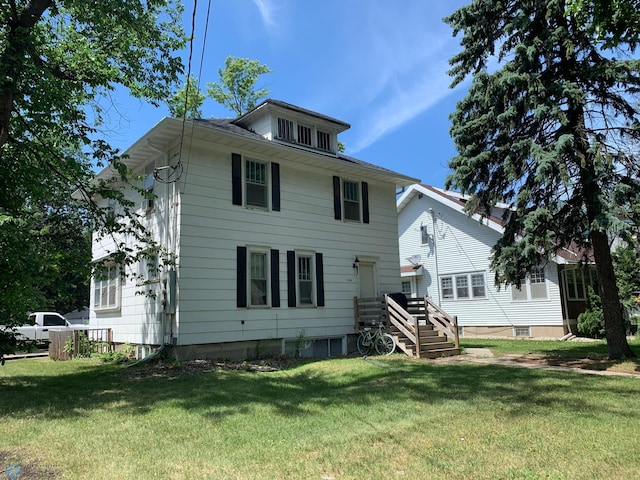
(445, 0, 640, 359)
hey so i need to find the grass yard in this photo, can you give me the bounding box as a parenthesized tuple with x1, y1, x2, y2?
(1, 347, 640, 479)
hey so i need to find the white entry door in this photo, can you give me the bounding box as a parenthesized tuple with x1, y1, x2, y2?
(358, 262, 377, 299)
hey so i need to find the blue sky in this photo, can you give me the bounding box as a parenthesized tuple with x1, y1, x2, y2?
(103, 0, 471, 187)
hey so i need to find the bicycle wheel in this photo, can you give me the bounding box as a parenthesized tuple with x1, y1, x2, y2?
(356, 332, 372, 355)
(375, 333, 396, 355)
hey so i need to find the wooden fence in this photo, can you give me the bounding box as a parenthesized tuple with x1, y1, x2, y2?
(49, 328, 114, 360)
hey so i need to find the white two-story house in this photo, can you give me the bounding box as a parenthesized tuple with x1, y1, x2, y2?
(397, 184, 597, 338)
(89, 99, 418, 359)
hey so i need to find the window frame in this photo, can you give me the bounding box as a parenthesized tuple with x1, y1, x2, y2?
(93, 264, 120, 311)
(440, 272, 487, 301)
(248, 248, 270, 308)
(342, 180, 361, 222)
(296, 253, 315, 307)
(564, 268, 598, 301)
(244, 158, 269, 209)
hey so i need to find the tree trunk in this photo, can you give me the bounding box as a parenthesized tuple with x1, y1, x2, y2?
(590, 230, 635, 359)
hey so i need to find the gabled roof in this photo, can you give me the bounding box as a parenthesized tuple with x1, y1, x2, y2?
(397, 183, 590, 264)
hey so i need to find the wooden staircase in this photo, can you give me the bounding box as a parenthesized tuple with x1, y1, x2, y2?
(354, 295, 461, 359)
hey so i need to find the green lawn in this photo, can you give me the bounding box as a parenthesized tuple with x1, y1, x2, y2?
(1, 350, 640, 479)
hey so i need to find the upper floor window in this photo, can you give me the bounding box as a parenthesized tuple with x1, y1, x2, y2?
(343, 181, 361, 221)
(94, 264, 119, 310)
(277, 117, 295, 141)
(511, 267, 548, 301)
(420, 224, 429, 244)
(440, 272, 486, 301)
(245, 160, 268, 208)
(232, 153, 280, 212)
(143, 163, 155, 211)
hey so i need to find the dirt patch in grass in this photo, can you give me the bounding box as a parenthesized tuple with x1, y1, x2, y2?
(125, 356, 304, 379)
(0, 450, 58, 479)
(491, 353, 640, 376)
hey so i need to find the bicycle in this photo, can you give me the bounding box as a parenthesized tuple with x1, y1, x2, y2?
(356, 322, 396, 356)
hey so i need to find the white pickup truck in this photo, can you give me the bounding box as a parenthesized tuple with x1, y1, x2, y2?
(12, 312, 77, 343)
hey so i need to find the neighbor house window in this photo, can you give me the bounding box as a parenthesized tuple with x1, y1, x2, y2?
(277, 117, 295, 141)
(138, 254, 158, 284)
(511, 267, 548, 301)
(250, 251, 269, 306)
(401, 280, 412, 296)
(94, 264, 119, 310)
(420, 224, 429, 244)
(343, 180, 360, 221)
(441, 277, 454, 299)
(440, 272, 487, 300)
(245, 159, 268, 208)
(565, 268, 598, 301)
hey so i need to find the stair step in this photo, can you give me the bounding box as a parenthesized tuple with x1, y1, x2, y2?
(418, 348, 461, 359)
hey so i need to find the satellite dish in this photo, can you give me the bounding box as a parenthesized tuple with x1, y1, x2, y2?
(407, 254, 422, 265)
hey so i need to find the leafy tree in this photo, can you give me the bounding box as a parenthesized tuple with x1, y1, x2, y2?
(207, 56, 272, 116)
(168, 76, 206, 119)
(0, 1, 186, 362)
(445, 0, 639, 358)
(566, 0, 640, 49)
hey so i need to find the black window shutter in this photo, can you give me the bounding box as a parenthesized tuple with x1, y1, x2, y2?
(236, 246, 247, 308)
(287, 250, 296, 307)
(362, 181, 370, 224)
(271, 162, 280, 211)
(232, 153, 242, 205)
(333, 176, 341, 220)
(271, 249, 280, 307)
(315, 252, 325, 307)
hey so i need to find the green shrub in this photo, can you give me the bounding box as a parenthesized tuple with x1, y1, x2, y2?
(577, 286, 605, 338)
(98, 343, 135, 364)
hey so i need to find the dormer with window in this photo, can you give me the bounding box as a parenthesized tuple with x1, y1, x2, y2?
(234, 99, 350, 156)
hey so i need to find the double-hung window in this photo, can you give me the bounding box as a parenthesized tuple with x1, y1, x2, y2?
(143, 163, 155, 211)
(440, 272, 486, 301)
(343, 181, 361, 221)
(232, 154, 280, 212)
(245, 160, 268, 208)
(94, 264, 119, 310)
(297, 255, 314, 305)
(250, 251, 269, 306)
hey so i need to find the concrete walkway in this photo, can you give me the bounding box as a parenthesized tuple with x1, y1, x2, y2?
(437, 348, 640, 379)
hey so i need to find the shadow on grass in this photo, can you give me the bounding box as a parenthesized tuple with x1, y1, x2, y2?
(1, 356, 639, 423)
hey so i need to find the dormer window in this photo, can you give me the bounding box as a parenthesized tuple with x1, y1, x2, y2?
(317, 130, 331, 152)
(298, 124, 312, 146)
(277, 117, 295, 141)
(275, 116, 336, 153)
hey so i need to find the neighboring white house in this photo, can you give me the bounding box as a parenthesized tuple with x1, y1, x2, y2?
(88, 99, 418, 359)
(397, 184, 597, 338)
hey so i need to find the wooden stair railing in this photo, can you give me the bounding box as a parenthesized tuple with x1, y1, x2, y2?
(385, 294, 420, 356)
(424, 296, 460, 349)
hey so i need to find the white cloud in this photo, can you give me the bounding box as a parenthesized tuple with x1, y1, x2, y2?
(252, 0, 279, 31)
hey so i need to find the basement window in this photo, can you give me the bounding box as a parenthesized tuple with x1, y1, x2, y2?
(514, 327, 531, 337)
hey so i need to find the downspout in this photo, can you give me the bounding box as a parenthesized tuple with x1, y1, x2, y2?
(430, 208, 441, 307)
(146, 140, 170, 349)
